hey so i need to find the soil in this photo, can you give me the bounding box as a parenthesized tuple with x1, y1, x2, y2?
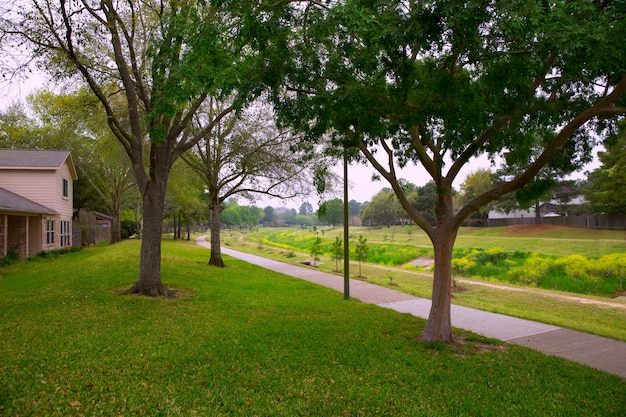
(503, 224, 566, 236)
(409, 257, 435, 268)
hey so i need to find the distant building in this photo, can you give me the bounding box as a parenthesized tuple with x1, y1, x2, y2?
(0, 149, 77, 258)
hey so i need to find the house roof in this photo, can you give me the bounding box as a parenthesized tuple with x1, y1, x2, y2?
(0, 187, 57, 215)
(0, 149, 78, 180)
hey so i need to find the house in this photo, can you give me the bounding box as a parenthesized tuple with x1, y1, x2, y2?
(0, 149, 77, 258)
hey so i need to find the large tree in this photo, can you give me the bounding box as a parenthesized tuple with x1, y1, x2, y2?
(457, 169, 494, 223)
(182, 100, 313, 267)
(584, 121, 626, 215)
(361, 188, 402, 228)
(31, 89, 136, 243)
(1, 0, 257, 295)
(266, 0, 626, 342)
(318, 198, 344, 226)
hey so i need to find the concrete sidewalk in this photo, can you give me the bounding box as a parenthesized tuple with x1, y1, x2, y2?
(195, 237, 626, 378)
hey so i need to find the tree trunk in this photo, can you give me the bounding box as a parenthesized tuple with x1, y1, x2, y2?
(420, 187, 457, 344)
(186, 214, 191, 241)
(128, 182, 171, 297)
(534, 201, 541, 225)
(421, 229, 456, 343)
(111, 206, 122, 244)
(173, 212, 177, 240)
(209, 198, 225, 267)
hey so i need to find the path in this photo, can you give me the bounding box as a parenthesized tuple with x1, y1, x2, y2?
(195, 237, 626, 378)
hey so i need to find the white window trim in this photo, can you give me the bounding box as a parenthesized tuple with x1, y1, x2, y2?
(62, 178, 69, 199)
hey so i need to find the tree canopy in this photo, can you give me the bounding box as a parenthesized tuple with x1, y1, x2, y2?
(361, 188, 402, 227)
(182, 99, 315, 266)
(584, 122, 626, 215)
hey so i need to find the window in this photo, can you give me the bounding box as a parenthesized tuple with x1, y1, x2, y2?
(46, 219, 55, 246)
(60, 220, 71, 248)
(62, 179, 69, 198)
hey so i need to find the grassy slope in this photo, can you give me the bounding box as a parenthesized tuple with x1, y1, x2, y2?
(319, 225, 626, 257)
(1, 240, 624, 416)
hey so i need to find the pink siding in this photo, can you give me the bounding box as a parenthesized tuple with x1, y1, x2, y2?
(0, 158, 75, 254)
(0, 160, 74, 217)
(55, 163, 74, 218)
(0, 169, 57, 210)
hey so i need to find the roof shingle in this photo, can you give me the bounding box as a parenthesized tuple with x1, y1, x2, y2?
(0, 149, 71, 168)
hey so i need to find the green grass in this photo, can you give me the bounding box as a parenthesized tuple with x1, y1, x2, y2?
(242, 226, 626, 295)
(311, 225, 625, 257)
(1, 240, 624, 416)
(224, 229, 626, 342)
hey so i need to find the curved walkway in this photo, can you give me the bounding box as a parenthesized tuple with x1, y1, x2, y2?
(195, 237, 626, 378)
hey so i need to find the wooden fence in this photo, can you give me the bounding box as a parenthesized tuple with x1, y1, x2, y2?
(486, 215, 626, 229)
(72, 223, 111, 246)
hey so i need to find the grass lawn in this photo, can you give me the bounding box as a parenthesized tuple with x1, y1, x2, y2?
(1, 240, 624, 416)
(278, 225, 625, 257)
(225, 227, 626, 342)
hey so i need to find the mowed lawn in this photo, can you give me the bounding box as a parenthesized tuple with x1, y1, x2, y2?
(1, 240, 624, 416)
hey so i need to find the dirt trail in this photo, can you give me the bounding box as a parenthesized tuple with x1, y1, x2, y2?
(454, 278, 626, 310)
(368, 262, 626, 310)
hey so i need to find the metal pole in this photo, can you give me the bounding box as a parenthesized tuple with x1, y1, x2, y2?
(343, 150, 350, 300)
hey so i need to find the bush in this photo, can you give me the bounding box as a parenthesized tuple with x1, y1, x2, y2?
(451, 257, 475, 276)
(31, 247, 82, 261)
(508, 254, 552, 287)
(0, 248, 19, 267)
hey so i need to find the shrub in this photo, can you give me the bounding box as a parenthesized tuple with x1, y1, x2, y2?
(508, 254, 552, 287)
(0, 248, 19, 267)
(555, 254, 591, 281)
(451, 257, 475, 276)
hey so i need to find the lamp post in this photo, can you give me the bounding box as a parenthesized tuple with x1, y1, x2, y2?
(343, 149, 350, 300)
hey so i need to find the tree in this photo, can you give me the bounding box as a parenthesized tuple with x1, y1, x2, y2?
(318, 198, 344, 226)
(278, 208, 298, 226)
(552, 180, 585, 215)
(33, 89, 136, 243)
(2, 1, 259, 295)
(494, 132, 587, 224)
(0, 103, 32, 146)
(348, 199, 363, 217)
(262, 206, 275, 226)
(407, 182, 439, 226)
(584, 123, 626, 215)
(310, 236, 322, 267)
(331, 237, 343, 272)
(361, 189, 402, 227)
(299, 201, 314, 215)
(354, 235, 369, 278)
(268, 0, 626, 342)
(294, 214, 315, 227)
(166, 160, 206, 240)
(183, 100, 313, 267)
(457, 169, 494, 224)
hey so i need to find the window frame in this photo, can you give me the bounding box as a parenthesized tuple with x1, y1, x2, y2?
(45, 218, 55, 246)
(60, 220, 71, 248)
(62, 178, 69, 199)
